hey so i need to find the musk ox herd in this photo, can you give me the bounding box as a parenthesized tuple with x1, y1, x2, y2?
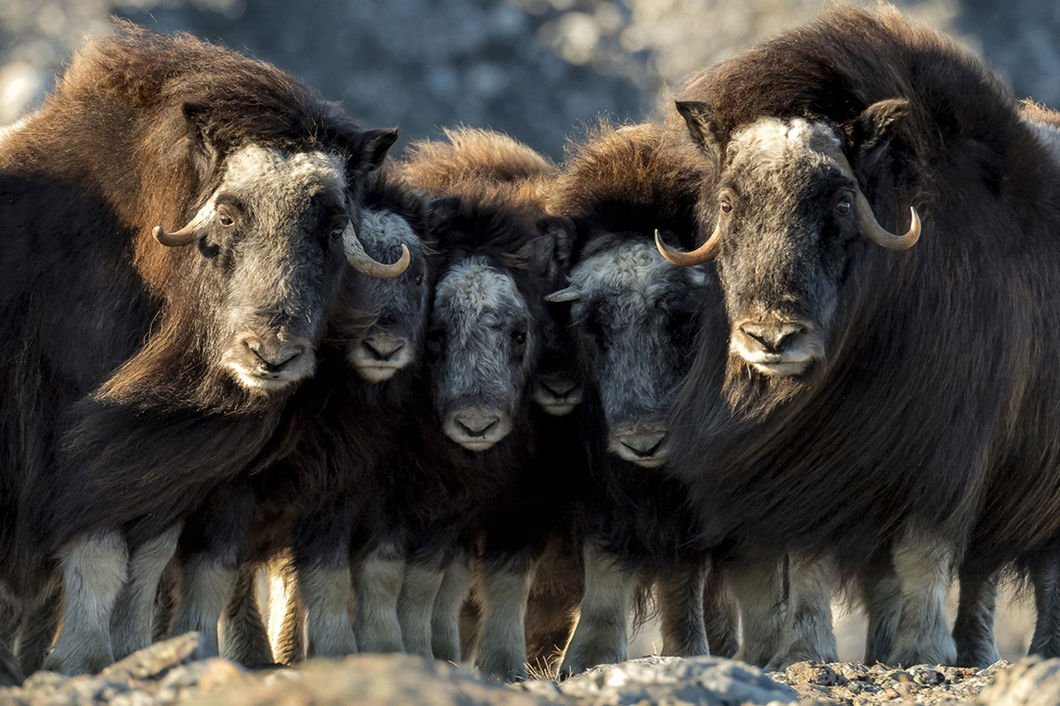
(1, 3, 1060, 687)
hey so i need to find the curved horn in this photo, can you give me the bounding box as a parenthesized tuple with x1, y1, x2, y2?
(152, 222, 205, 247)
(342, 223, 411, 279)
(855, 191, 921, 250)
(545, 286, 580, 303)
(654, 223, 722, 267)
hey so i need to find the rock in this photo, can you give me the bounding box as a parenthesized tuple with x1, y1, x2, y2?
(186, 654, 559, 706)
(553, 656, 798, 705)
(976, 657, 1060, 705)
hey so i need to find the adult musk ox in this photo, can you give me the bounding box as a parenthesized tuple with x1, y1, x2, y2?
(159, 167, 432, 665)
(0, 24, 404, 674)
(656, 5, 1060, 666)
(397, 131, 571, 680)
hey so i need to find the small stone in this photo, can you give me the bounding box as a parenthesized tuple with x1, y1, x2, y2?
(912, 665, 945, 685)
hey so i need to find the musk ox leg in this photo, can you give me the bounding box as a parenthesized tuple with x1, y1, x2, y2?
(16, 579, 62, 675)
(152, 559, 180, 643)
(170, 555, 237, 657)
(111, 524, 181, 660)
(953, 569, 1001, 667)
(657, 558, 709, 657)
(473, 555, 534, 681)
(297, 562, 359, 658)
(524, 541, 583, 677)
(1029, 554, 1060, 658)
(0, 640, 21, 687)
(765, 555, 838, 670)
(432, 552, 473, 662)
(702, 562, 739, 659)
(727, 558, 787, 667)
(559, 543, 636, 677)
(44, 530, 128, 674)
(398, 560, 445, 658)
(220, 563, 273, 666)
(885, 531, 957, 666)
(352, 542, 405, 654)
(272, 566, 306, 664)
(861, 561, 901, 664)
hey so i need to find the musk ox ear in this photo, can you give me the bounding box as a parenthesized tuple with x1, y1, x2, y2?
(536, 215, 576, 274)
(181, 102, 221, 180)
(502, 234, 555, 276)
(676, 101, 724, 162)
(348, 128, 400, 176)
(848, 98, 910, 155)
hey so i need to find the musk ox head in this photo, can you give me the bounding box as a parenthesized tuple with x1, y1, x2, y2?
(658, 99, 920, 380)
(346, 207, 432, 382)
(549, 238, 708, 468)
(151, 108, 405, 396)
(428, 208, 555, 452)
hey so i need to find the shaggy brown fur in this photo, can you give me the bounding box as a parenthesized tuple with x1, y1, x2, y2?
(0, 21, 392, 601)
(669, 3, 1060, 614)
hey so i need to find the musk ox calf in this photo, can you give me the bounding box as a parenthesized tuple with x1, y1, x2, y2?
(0, 24, 404, 674)
(396, 132, 573, 679)
(545, 122, 748, 675)
(657, 5, 1060, 666)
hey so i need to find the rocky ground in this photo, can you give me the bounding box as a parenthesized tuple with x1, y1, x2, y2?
(0, 633, 1056, 706)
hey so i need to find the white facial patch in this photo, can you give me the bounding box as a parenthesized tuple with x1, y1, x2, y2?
(728, 117, 847, 172)
(569, 240, 686, 304)
(221, 144, 347, 205)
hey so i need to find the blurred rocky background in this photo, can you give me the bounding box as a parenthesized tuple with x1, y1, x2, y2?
(0, 0, 1057, 158)
(0, 0, 1052, 662)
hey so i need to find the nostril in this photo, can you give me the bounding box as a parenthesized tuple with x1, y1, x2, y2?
(741, 323, 804, 354)
(457, 417, 499, 438)
(245, 340, 304, 372)
(541, 380, 577, 398)
(620, 433, 667, 458)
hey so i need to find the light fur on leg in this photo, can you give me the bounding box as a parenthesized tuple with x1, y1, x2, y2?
(111, 525, 181, 660)
(272, 564, 306, 664)
(352, 543, 404, 654)
(299, 564, 358, 658)
(886, 529, 957, 666)
(220, 563, 274, 666)
(953, 569, 1001, 667)
(765, 555, 838, 670)
(473, 558, 534, 681)
(432, 552, 472, 662)
(657, 559, 709, 657)
(728, 558, 788, 668)
(169, 556, 236, 658)
(44, 530, 128, 674)
(0, 637, 21, 687)
(560, 544, 635, 677)
(399, 562, 445, 657)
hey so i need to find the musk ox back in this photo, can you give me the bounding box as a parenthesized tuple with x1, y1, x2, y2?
(660, 5, 1060, 666)
(0, 23, 402, 674)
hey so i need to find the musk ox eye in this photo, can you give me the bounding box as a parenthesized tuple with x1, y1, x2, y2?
(835, 198, 852, 216)
(512, 330, 527, 345)
(218, 211, 235, 227)
(719, 197, 733, 214)
(415, 274, 424, 285)
(329, 219, 348, 240)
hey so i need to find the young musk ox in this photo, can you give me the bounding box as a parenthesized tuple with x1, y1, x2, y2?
(396, 134, 570, 679)
(544, 122, 740, 674)
(657, 5, 1060, 666)
(162, 168, 436, 665)
(403, 128, 586, 674)
(0, 24, 405, 674)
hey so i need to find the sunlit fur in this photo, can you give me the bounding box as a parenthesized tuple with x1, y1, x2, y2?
(0, 24, 394, 669)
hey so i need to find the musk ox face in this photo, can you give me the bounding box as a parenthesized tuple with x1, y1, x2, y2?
(531, 305, 583, 417)
(176, 144, 352, 394)
(347, 210, 430, 382)
(660, 100, 921, 382)
(551, 240, 707, 468)
(429, 256, 537, 452)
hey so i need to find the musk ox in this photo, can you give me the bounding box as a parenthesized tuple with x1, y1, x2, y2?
(398, 133, 571, 679)
(545, 122, 734, 674)
(0, 24, 404, 674)
(161, 168, 435, 665)
(657, 5, 1060, 666)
